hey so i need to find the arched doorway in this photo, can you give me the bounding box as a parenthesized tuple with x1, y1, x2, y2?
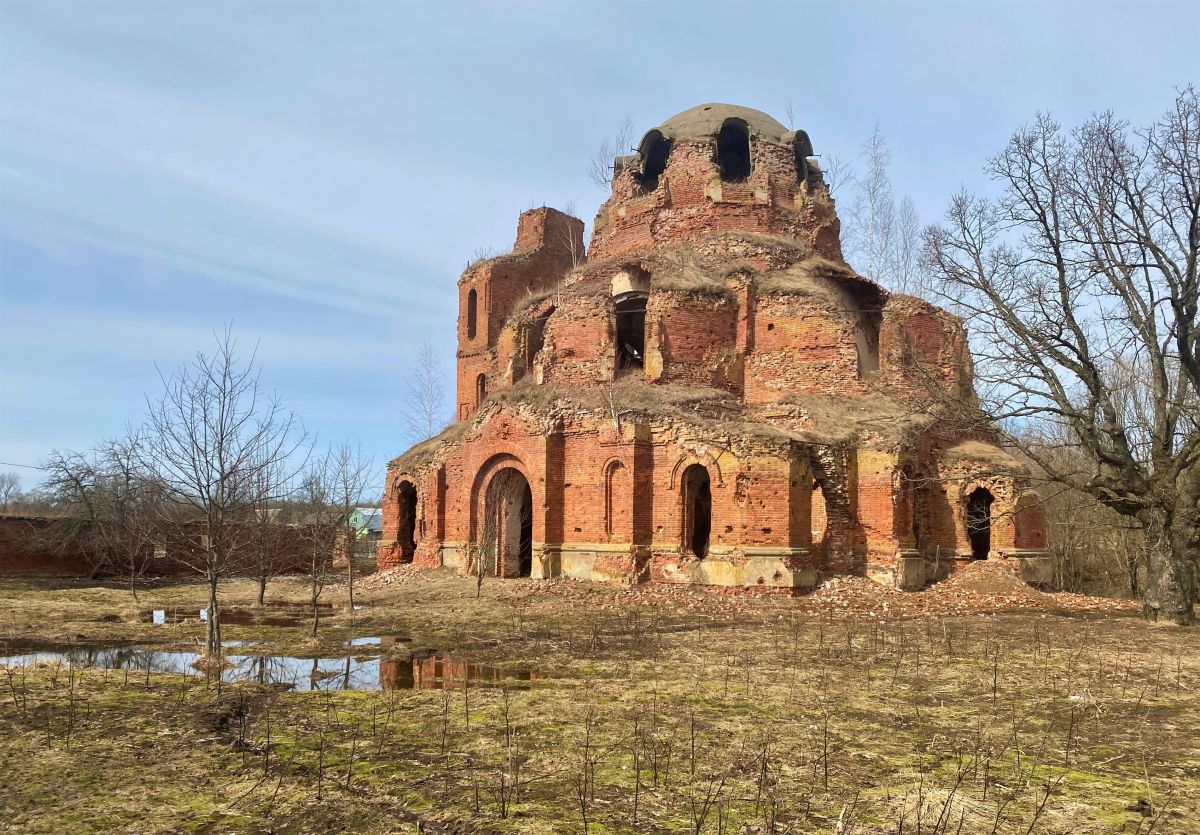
(483, 467, 533, 577)
(681, 464, 712, 558)
(966, 487, 994, 560)
(396, 481, 418, 562)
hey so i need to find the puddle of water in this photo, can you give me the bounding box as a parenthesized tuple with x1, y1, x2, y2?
(0, 641, 536, 692)
(140, 604, 331, 628)
(349, 637, 380, 647)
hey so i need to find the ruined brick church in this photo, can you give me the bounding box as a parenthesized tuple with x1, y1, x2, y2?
(379, 104, 1049, 590)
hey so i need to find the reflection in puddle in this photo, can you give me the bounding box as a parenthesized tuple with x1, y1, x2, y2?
(386, 653, 533, 691)
(0, 640, 536, 692)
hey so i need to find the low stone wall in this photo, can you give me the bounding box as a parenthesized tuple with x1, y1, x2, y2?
(0, 516, 93, 575)
(0, 515, 330, 578)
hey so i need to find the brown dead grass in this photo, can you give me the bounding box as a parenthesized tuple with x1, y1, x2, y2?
(0, 570, 1195, 834)
(939, 439, 1022, 469)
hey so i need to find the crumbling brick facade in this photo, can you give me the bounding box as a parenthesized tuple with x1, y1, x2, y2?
(380, 104, 1049, 590)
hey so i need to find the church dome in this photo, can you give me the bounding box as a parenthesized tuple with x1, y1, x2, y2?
(657, 103, 792, 144)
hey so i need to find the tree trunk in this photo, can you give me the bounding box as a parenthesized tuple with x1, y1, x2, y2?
(1140, 510, 1197, 626)
(311, 548, 321, 639)
(206, 570, 221, 656)
(257, 574, 267, 607)
(346, 529, 355, 613)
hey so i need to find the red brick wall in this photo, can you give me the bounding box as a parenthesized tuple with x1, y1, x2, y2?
(0, 517, 94, 575)
(0, 516, 323, 578)
(456, 208, 583, 419)
(380, 116, 1044, 589)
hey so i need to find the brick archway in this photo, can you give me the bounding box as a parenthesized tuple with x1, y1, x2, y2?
(395, 479, 418, 562)
(469, 453, 537, 579)
(965, 486, 994, 560)
(472, 462, 532, 578)
(680, 463, 712, 558)
(668, 455, 723, 490)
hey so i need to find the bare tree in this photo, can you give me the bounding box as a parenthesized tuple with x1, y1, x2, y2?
(298, 455, 339, 638)
(556, 201, 585, 269)
(588, 114, 635, 189)
(845, 125, 897, 282)
(924, 88, 1200, 624)
(0, 472, 19, 512)
(328, 442, 376, 611)
(839, 126, 931, 297)
(403, 340, 450, 445)
(41, 430, 162, 601)
(893, 195, 927, 297)
(1025, 430, 1148, 596)
(144, 330, 308, 655)
(247, 456, 289, 606)
(819, 152, 853, 199)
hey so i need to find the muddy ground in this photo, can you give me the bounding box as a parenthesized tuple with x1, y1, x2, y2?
(0, 563, 1196, 834)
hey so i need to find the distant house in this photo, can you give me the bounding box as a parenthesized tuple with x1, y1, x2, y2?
(348, 507, 383, 550)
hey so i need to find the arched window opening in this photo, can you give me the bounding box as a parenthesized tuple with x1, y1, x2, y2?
(966, 487, 994, 560)
(715, 119, 751, 182)
(846, 282, 884, 378)
(614, 292, 648, 373)
(681, 464, 712, 559)
(466, 288, 478, 340)
(397, 481, 418, 561)
(475, 373, 487, 406)
(792, 130, 814, 181)
(636, 130, 672, 192)
(482, 467, 533, 578)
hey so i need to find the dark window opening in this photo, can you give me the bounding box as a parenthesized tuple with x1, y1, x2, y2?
(966, 487, 994, 560)
(518, 482, 533, 577)
(716, 119, 751, 182)
(636, 130, 672, 192)
(466, 289, 478, 340)
(844, 282, 883, 377)
(614, 292, 647, 372)
(793, 130, 814, 181)
(397, 481, 418, 561)
(682, 464, 712, 558)
(475, 373, 487, 405)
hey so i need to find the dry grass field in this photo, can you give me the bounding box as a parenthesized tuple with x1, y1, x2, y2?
(0, 564, 1196, 834)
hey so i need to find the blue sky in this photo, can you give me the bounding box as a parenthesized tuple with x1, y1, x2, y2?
(1, 0, 1195, 491)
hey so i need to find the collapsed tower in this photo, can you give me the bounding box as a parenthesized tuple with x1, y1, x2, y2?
(380, 103, 1049, 590)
